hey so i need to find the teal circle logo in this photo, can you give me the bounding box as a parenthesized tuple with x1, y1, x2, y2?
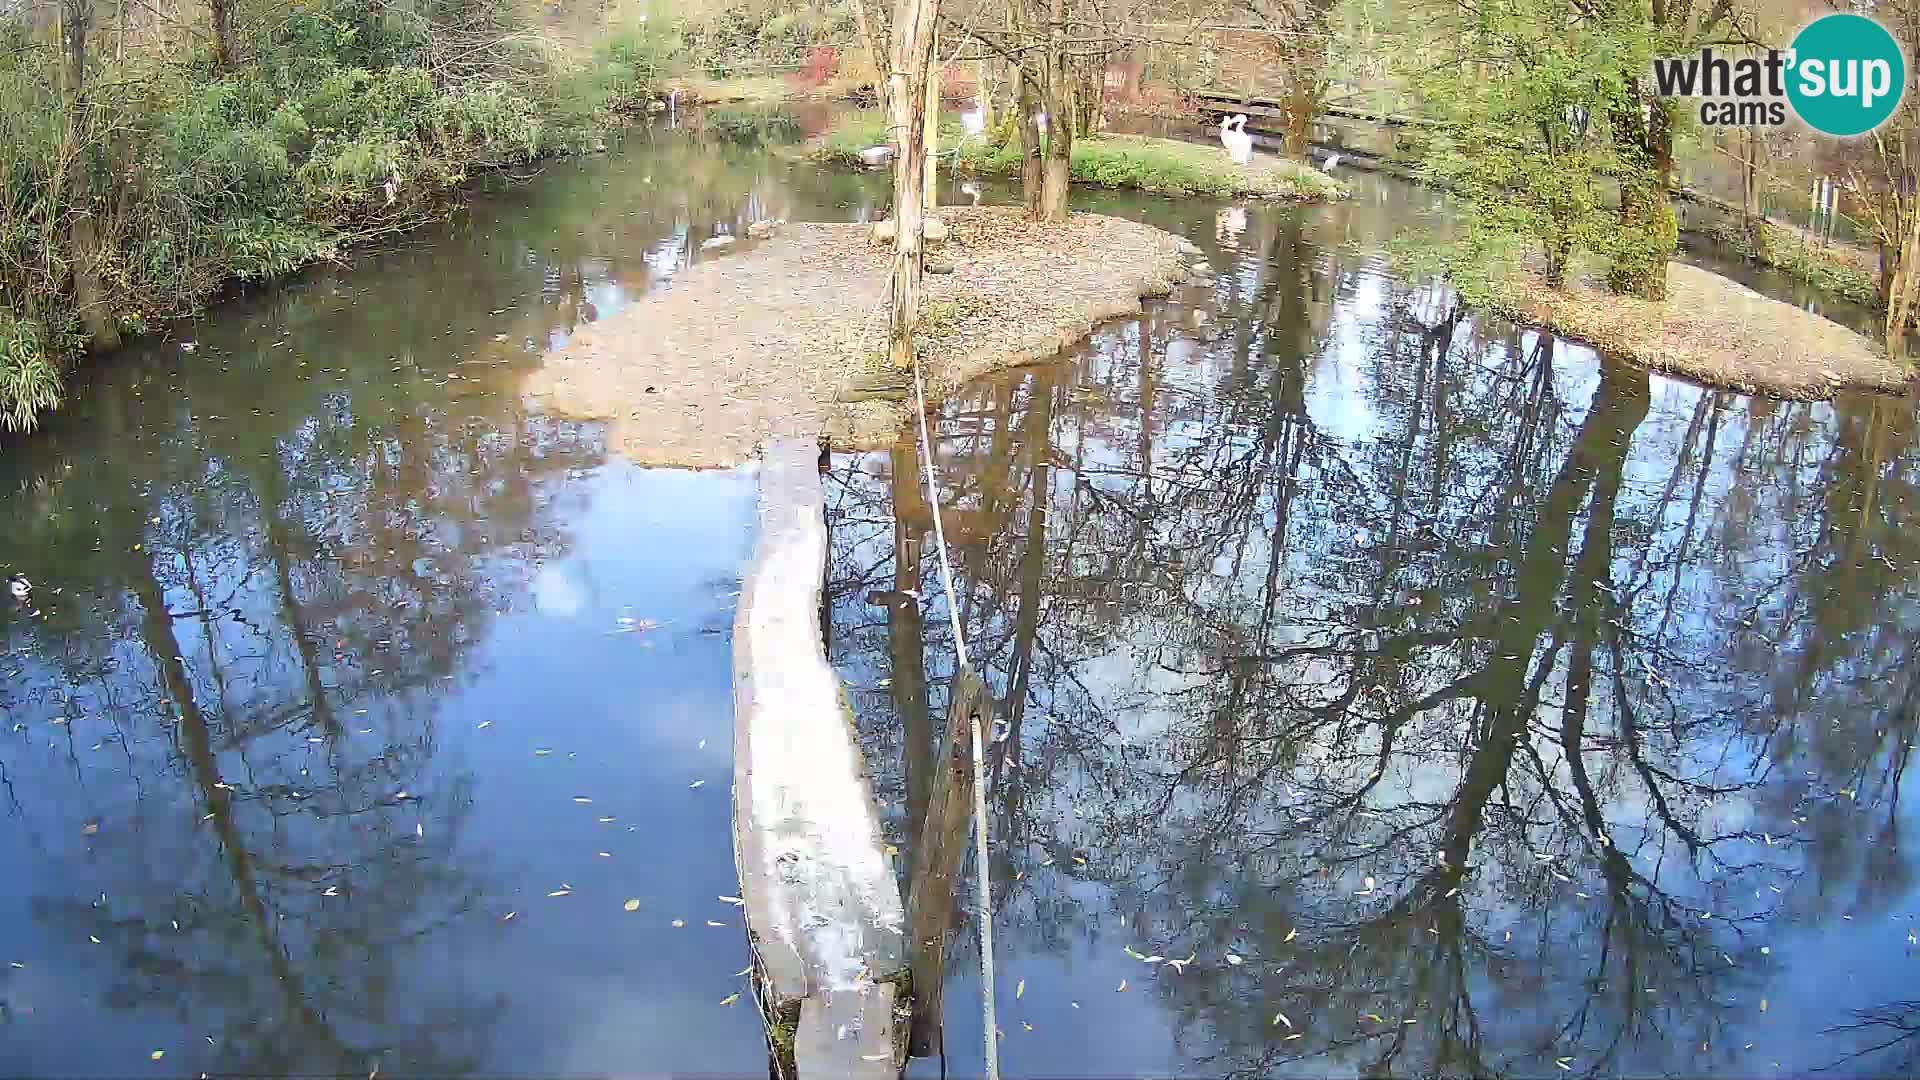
(1787, 14, 1906, 136)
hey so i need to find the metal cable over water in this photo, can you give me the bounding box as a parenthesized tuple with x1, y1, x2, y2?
(910, 354, 1001, 1080)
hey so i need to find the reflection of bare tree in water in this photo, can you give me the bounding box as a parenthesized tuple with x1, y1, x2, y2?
(824, 198, 1920, 1076)
(1, 306, 599, 1071)
(1820, 999, 1920, 1075)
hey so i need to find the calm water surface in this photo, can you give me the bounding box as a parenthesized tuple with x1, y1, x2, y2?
(3, 111, 1917, 1077)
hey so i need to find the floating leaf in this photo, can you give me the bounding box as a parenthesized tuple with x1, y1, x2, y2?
(573, 796, 593, 804)
(547, 889, 572, 897)
(672, 919, 686, 927)
(623, 899, 640, 912)
(1116, 979, 1127, 991)
(1283, 928, 1297, 943)
(89, 934, 101, 944)
(502, 911, 517, 921)
(707, 920, 726, 927)
(151, 1050, 165, 1061)
(534, 748, 554, 756)
(719, 993, 740, 1007)
(861, 1053, 890, 1061)
(689, 780, 706, 789)
(1555, 1058, 1572, 1071)
(719, 895, 745, 905)
(1224, 953, 1244, 966)
(735, 965, 753, 976)
(478, 720, 492, 729)
(1272, 1011, 1293, 1029)
(1016, 979, 1026, 999)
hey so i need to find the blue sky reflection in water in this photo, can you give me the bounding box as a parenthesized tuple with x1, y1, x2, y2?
(0, 110, 1914, 1077)
(828, 185, 1920, 1077)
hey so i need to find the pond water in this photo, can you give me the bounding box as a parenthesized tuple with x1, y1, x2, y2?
(3, 110, 1917, 1078)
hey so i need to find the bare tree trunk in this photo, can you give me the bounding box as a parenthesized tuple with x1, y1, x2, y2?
(1015, 62, 1043, 218)
(62, 0, 118, 351)
(1884, 194, 1920, 355)
(211, 0, 235, 70)
(1038, 0, 1072, 222)
(851, 0, 890, 114)
(1740, 127, 1767, 257)
(924, 29, 940, 211)
(886, 0, 940, 369)
(976, 56, 993, 129)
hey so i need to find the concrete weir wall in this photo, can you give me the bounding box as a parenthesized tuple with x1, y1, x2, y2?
(732, 438, 907, 1076)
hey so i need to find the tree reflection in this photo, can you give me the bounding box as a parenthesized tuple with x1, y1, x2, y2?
(826, 197, 1920, 1076)
(0, 262, 599, 1072)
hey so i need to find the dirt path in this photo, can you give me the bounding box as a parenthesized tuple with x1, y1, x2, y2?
(523, 207, 1187, 467)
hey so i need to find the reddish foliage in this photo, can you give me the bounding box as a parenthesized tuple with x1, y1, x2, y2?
(793, 46, 840, 90)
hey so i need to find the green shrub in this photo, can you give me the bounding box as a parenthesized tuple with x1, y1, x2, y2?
(0, 314, 61, 434)
(0, 0, 685, 430)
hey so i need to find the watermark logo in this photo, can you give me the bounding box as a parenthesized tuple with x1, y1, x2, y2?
(1650, 13, 1906, 136)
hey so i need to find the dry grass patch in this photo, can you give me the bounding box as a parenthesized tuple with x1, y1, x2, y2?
(1500, 259, 1908, 399)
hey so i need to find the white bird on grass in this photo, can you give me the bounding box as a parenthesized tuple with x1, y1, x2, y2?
(1219, 114, 1253, 166)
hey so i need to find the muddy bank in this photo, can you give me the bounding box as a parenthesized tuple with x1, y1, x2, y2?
(1503, 259, 1908, 399)
(524, 207, 1187, 467)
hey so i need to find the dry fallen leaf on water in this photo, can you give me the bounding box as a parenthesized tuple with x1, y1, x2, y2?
(689, 780, 706, 789)
(598, 816, 616, 823)
(1016, 979, 1026, 999)
(478, 720, 492, 729)
(1272, 1011, 1293, 1030)
(1554, 1058, 1573, 1072)
(547, 889, 572, 898)
(1284, 928, 1298, 943)
(573, 796, 593, 804)
(1363, 1013, 1384, 1024)
(1022, 1023, 1034, 1032)
(861, 1053, 890, 1061)
(1123, 945, 1143, 959)
(623, 899, 640, 912)
(1225, 953, 1244, 966)
(719, 993, 740, 1007)
(89, 935, 100, 944)
(720, 895, 744, 905)
(1760, 998, 1768, 1012)
(735, 965, 753, 976)
(534, 748, 553, 756)
(672, 919, 686, 927)
(598, 852, 613, 858)
(707, 920, 726, 927)
(151, 1051, 164, 1061)
(502, 911, 517, 921)
(1117, 979, 1127, 992)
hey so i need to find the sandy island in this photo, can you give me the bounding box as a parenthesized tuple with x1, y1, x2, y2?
(524, 206, 1187, 467)
(1507, 259, 1910, 400)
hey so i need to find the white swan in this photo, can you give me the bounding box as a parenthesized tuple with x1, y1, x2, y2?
(1219, 114, 1253, 166)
